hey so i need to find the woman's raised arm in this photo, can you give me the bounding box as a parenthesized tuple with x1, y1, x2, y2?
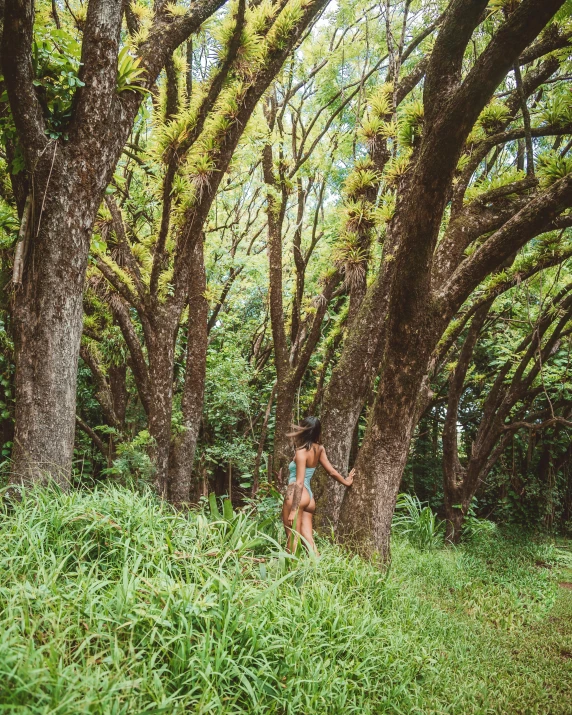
(319, 446, 354, 486)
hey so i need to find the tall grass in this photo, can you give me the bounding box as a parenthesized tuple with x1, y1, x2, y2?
(392, 493, 445, 549)
(0, 486, 568, 714)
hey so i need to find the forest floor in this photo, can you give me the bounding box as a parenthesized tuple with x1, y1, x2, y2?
(0, 486, 571, 714)
(494, 553, 572, 713)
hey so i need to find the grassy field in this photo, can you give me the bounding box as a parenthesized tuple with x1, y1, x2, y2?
(0, 486, 570, 714)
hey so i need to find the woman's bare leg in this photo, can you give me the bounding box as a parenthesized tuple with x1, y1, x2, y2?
(282, 487, 310, 553)
(300, 500, 318, 555)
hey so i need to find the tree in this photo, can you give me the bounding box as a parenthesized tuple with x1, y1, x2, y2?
(86, 0, 334, 500)
(2, 0, 227, 487)
(316, 0, 572, 558)
(441, 259, 572, 540)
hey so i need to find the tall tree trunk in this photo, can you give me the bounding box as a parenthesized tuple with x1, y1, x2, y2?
(336, 261, 437, 558)
(147, 322, 176, 497)
(337, 350, 432, 559)
(11, 157, 101, 486)
(313, 273, 390, 530)
(272, 380, 296, 487)
(323, 0, 568, 555)
(168, 238, 208, 505)
(3, 0, 226, 489)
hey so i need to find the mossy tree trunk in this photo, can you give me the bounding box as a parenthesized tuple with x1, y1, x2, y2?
(3, 0, 226, 487)
(326, 0, 572, 558)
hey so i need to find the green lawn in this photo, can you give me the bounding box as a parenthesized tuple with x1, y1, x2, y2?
(0, 486, 570, 714)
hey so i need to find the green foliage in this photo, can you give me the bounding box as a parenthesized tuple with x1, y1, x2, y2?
(462, 500, 498, 543)
(539, 91, 572, 127)
(0, 25, 84, 147)
(537, 151, 572, 186)
(464, 167, 526, 201)
(116, 47, 148, 94)
(208, 490, 221, 518)
(101, 430, 155, 487)
(368, 84, 392, 117)
(382, 150, 412, 187)
(393, 493, 445, 550)
(343, 164, 380, 197)
(199, 337, 257, 479)
(477, 99, 510, 134)
(0, 486, 569, 714)
(397, 98, 424, 148)
(30, 28, 85, 139)
(267, 0, 305, 51)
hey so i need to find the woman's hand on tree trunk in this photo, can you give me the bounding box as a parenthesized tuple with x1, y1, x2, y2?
(345, 468, 355, 487)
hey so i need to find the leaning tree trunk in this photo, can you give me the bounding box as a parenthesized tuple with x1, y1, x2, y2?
(336, 300, 437, 558)
(10, 156, 102, 487)
(313, 271, 391, 530)
(311, 392, 365, 530)
(168, 239, 208, 505)
(323, 0, 569, 557)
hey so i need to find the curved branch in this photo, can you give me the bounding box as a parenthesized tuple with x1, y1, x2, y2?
(438, 172, 572, 317)
(95, 255, 144, 313)
(503, 416, 572, 432)
(109, 297, 151, 414)
(2, 0, 48, 165)
(76, 415, 111, 463)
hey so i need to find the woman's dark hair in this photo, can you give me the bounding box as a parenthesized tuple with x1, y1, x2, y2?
(287, 416, 322, 450)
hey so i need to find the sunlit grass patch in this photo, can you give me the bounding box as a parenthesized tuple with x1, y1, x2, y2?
(0, 486, 569, 714)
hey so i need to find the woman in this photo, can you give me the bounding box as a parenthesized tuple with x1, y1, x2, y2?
(282, 416, 354, 554)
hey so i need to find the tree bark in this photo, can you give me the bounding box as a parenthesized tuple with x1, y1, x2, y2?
(108, 363, 128, 428)
(11, 150, 104, 486)
(3, 0, 226, 488)
(442, 301, 492, 542)
(320, 0, 568, 557)
(168, 237, 208, 505)
(336, 312, 436, 558)
(146, 320, 177, 498)
(313, 266, 391, 530)
(273, 381, 297, 487)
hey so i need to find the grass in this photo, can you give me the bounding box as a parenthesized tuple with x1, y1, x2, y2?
(0, 486, 570, 714)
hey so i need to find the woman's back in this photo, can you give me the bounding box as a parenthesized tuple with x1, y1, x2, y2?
(282, 416, 354, 555)
(288, 445, 320, 499)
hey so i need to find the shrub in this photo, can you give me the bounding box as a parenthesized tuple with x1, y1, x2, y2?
(392, 492, 445, 550)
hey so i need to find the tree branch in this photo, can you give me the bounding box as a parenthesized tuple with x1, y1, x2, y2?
(68, 0, 124, 146)
(439, 173, 572, 316)
(76, 415, 111, 463)
(2, 0, 48, 165)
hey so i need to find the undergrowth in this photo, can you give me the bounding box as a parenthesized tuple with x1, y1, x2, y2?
(0, 486, 570, 714)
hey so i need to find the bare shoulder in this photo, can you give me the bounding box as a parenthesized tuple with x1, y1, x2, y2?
(294, 447, 307, 465)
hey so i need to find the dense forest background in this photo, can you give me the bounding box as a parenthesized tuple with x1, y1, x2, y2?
(1, 0, 572, 554)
